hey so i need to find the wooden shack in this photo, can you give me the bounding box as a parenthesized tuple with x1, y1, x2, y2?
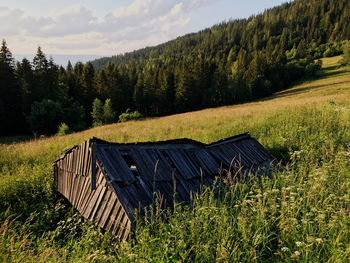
(54, 133, 273, 240)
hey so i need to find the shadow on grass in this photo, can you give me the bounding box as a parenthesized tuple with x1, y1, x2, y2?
(317, 69, 349, 79)
(0, 135, 34, 145)
(267, 145, 291, 165)
(273, 79, 350, 98)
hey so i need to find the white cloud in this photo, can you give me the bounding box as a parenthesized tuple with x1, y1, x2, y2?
(1, 0, 218, 55)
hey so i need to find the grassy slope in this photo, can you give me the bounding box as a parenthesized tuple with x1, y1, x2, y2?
(0, 56, 349, 262)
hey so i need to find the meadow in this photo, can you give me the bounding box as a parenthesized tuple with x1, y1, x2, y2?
(0, 56, 349, 262)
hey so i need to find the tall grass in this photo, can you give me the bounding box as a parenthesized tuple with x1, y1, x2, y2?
(0, 56, 349, 262)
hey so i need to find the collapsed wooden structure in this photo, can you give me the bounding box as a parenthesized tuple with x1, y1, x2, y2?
(54, 133, 273, 240)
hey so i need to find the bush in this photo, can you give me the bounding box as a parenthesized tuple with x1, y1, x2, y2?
(119, 109, 143, 122)
(57, 123, 70, 136)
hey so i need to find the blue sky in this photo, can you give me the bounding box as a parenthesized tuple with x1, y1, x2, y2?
(1, 0, 288, 57)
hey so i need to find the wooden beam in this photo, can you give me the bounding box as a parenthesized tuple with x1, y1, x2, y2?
(91, 142, 97, 190)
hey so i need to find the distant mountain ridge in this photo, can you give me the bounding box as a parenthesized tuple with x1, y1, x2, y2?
(90, 0, 350, 70)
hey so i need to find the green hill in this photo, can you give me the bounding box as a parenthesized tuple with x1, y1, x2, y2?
(0, 56, 349, 262)
(3, 0, 350, 136)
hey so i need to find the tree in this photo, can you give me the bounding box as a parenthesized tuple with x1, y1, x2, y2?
(103, 98, 116, 124)
(0, 40, 24, 135)
(91, 98, 103, 127)
(27, 99, 64, 135)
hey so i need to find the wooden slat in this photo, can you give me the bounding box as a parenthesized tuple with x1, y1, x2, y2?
(89, 186, 107, 220)
(100, 193, 117, 228)
(106, 200, 123, 232)
(94, 190, 112, 223)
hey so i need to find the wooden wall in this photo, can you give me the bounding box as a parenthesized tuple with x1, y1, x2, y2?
(55, 141, 131, 240)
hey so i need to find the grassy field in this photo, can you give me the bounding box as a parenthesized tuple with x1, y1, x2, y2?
(0, 56, 349, 262)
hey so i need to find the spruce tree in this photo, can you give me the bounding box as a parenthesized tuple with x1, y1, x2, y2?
(91, 98, 103, 127)
(103, 98, 116, 124)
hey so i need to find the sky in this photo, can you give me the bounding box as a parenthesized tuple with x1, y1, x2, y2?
(1, 0, 288, 61)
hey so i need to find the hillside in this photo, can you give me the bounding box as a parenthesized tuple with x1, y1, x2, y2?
(3, 0, 350, 136)
(91, 0, 350, 69)
(0, 56, 349, 262)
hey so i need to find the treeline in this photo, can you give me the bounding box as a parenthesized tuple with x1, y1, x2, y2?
(1, 0, 349, 136)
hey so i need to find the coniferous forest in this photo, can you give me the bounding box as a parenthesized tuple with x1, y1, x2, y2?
(1, 0, 349, 136)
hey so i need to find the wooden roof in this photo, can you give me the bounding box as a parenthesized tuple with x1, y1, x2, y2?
(54, 133, 274, 239)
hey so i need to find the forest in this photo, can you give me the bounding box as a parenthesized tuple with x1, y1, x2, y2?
(1, 0, 349, 136)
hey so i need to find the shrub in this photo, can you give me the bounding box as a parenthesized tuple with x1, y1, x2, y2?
(57, 123, 70, 136)
(119, 109, 143, 122)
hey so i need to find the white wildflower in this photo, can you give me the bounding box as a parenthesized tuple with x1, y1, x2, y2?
(281, 247, 289, 252)
(295, 241, 304, 247)
(315, 238, 323, 244)
(294, 251, 300, 256)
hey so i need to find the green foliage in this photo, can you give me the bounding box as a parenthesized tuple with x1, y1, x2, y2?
(91, 98, 103, 127)
(62, 100, 86, 132)
(91, 98, 116, 127)
(119, 109, 143, 122)
(27, 99, 64, 135)
(57, 123, 70, 136)
(103, 98, 116, 124)
(2, 0, 350, 135)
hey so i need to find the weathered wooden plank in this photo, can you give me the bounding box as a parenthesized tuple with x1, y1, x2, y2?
(117, 213, 130, 239)
(165, 150, 196, 180)
(129, 148, 154, 181)
(105, 200, 122, 231)
(100, 192, 117, 228)
(76, 176, 91, 211)
(103, 147, 136, 183)
(80, 179, 94, 214)
(91, 143, 97, 190)
(89, 185, 107, 220)
(113, 210, 127, 236)
(96, 148, 126, 182)
(94, 189, 112, 224)
(83, 184, 103, 219)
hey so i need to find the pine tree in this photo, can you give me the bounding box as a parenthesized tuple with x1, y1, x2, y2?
(0, 40, 24, 135)
(103, 98, 116, 124)
(91, 98, 103, 127)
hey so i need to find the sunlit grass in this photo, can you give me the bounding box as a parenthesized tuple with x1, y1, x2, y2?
(0, 56, 349, 262)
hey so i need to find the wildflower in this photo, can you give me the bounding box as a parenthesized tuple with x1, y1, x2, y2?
(295, 241, 304, 247)
(281, 247, 289, 252)
(290, 251, 301, 259)
(315, 238, 323, 244)
(307, 236, 315, 243)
